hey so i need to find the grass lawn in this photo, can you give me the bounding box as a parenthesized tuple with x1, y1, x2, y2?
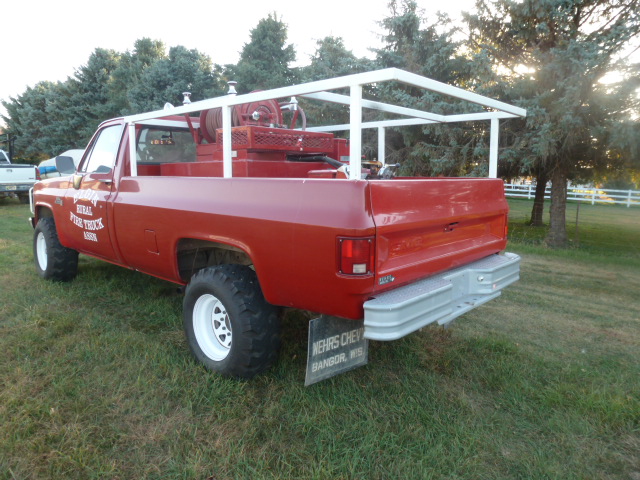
(1, 197, 638, 479)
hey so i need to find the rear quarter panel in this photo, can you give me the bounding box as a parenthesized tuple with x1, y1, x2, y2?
(112, 177, 377, 318)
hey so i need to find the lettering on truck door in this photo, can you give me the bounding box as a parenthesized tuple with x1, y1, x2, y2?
(63, 123, 122, 260)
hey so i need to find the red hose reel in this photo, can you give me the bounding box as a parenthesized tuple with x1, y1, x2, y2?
(199, 99, 284, 143)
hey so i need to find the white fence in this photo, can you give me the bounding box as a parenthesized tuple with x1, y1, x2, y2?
(504, 184, 640, 208)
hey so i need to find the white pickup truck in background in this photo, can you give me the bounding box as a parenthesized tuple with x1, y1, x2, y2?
(0, 149, 39, 203)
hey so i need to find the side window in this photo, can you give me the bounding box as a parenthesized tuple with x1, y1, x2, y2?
(82, 125, 123, 173)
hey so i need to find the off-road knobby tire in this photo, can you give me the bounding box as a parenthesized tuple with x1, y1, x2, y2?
(183, 264, 280, 378)
(33, 217, 79, 281)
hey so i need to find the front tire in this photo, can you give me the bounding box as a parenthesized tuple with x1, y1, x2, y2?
(33, 217, 79, 281)
(183, 265, 280, 378)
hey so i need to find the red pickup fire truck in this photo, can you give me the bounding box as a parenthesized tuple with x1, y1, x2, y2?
(30, 69, 524, 381)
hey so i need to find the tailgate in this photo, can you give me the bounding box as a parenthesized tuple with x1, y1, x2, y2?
(369, 178, 509, 292)
(0, 165, 37, 183)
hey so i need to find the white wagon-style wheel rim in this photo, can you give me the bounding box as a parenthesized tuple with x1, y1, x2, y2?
(36, 232, 48, 271)
(193, 293, 232, 361)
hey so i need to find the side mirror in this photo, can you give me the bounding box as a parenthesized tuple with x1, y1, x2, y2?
(55, 155, 76, 174)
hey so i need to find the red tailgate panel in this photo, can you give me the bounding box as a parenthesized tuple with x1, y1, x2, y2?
(369, 178, 509, 292)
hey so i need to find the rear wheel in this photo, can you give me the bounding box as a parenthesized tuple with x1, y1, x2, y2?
(33, 217, 78, 281)
(183, 265, 280, 378)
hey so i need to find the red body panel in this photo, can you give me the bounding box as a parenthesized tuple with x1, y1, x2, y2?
(369, 178, 508, 292)
(111, 177, 376, 319)
(160, 157, 333, 178)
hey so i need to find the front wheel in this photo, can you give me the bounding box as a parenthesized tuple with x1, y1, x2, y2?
(183, 265, 280, 378)
(33, 217, 79, 281)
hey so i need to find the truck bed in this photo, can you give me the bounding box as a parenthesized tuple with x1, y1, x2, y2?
(102, 175, 507, 320)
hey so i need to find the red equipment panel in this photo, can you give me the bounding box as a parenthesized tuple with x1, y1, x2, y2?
(214, 126, 335, 154)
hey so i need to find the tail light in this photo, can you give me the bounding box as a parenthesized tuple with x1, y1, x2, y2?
(338, 237, 374, 275)
(35, 166, 41, 181)
(504, 213, 509, 238)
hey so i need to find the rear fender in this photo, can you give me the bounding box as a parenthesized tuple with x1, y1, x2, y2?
(176, 238, 253, 283)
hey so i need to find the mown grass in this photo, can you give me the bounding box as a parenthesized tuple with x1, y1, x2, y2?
(508, 198, 640, 262)
(1, 197, 639, 479)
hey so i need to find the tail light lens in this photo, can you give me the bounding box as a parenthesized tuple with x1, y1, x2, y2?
(338, 237, 374, 275)
(35, 166, 41, 181)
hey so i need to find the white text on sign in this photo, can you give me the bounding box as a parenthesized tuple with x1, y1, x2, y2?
(312, 327, 364, 356)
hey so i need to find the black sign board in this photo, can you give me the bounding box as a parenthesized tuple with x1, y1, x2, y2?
(305, 315, 369, 386)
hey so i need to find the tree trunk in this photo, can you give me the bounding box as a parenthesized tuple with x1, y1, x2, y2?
(529, 170, 548, 226)
(545, 168, 569, 248)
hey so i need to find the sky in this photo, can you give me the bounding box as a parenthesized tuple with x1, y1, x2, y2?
(0, 0, 476, 118)
(3, 0, 636, 124)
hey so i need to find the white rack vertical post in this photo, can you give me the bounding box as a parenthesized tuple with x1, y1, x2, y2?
(349, 84, 363, 180)
(128, 123, 137, 176)
(489, 118, 499, 179)
(378, 126, 386, 165)
(222, 105, 233, 178)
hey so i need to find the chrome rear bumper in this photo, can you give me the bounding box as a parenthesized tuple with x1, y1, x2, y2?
(363, 252, 520, 341)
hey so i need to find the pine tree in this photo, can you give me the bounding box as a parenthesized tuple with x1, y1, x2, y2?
(109, 38, 167, 115)
(127, 45, 224, 112)
(465, 0, 640, 246)
(1, 40, 224, 158)
(300, 37, 373, 128)
(228, 14, 297, 92)
(374, 0, 497, 176)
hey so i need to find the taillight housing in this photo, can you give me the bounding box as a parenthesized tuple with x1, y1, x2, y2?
(337, 237, 375, 275)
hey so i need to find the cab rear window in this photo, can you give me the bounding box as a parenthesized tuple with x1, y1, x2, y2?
(137, 127, 196, 164)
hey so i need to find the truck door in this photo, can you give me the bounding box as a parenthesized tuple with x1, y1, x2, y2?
(63, 123, 122, 260)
